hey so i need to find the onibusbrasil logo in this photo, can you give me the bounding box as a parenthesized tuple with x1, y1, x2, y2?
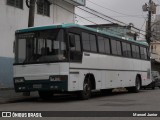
(2, 112, 42, 118)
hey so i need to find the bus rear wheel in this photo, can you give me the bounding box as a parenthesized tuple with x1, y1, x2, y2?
(127, 76, 141, 93)
(78, 78, 91, 100)
(38, 91, 54, 100)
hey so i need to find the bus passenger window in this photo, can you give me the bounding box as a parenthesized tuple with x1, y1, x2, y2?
(132, 45, 136, 58)
(135, 46, 140, 58)
(111, 40, 117, 55)
(126, 43, 131, 57)
(111, 40, 122, 56)
(122, 42, 127, 57)
(144, 47, 147, 59)
(98, 36, 105, 53)
(82, 32, 90, 51)
(140, 47, 146, 59)
(104, 38, 110, 54)
(90, 34, 97, 52)
(117, 41, 122, 55)
(69, 33, 82, 62)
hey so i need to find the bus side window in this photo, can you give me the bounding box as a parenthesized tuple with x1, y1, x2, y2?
(140, 47, 147, 60)
(111, 39, 117, 55)
(144, 47, 147, 60)
(135, 46, 140, 59)
(90, 34, 97, 52)
(147, 48, 150, 60)
(132, 45, 136, 58)
(126, 43, 131, 57)
(116, 41, 122, 56)
(122, 42, 127, 57)
(69, 33, 82, 62)
(104, 38, 110, 54)
(82, 32, 90, 51)
(98, 36, 105, 53)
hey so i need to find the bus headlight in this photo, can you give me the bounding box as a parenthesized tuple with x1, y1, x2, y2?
(50, 75, 68, 81)
(14, 78, 25, 83)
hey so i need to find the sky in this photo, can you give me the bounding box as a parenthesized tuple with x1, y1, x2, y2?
(75, 0, 160, 36)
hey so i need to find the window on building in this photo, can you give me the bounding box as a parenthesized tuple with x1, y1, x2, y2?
(37, 0, 50, 16)
(7, 0, 23, 9)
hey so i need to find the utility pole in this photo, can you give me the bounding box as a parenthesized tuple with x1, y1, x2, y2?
(23, 0, 36, 97)
(147, 0, 152, 44)
(142, 0, 157, 44)
(27, 0, 36, 27)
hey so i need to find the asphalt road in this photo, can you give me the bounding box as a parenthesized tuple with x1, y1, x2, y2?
(1, 88, 160, 120)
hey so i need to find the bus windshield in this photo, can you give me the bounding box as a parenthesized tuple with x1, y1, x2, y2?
(15, 29, 67, 64)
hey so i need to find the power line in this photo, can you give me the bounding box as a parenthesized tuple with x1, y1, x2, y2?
(84, 1, 148, 34)
(53, 2, 97, 25)
(78, 6, 127, 26)
(87, 0, 145, 18)
(157, 0, 160, 4)
(84, 16, 145, 18)
(77, 7, 116, 24)
(77, 6, 147, 37)
(81, 6, 147, 33)
(53, 2, 146, 39)
(53, 3, 132, 37)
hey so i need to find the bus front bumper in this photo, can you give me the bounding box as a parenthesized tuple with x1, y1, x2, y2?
(14, 79, 68, 92)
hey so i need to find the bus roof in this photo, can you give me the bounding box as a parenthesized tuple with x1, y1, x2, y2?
(16, 23, 148, 46)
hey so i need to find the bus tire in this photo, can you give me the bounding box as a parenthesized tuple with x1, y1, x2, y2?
(38, 91, 53, 100)
(127, 76, 141, 93)
(78, 78, 91, 100)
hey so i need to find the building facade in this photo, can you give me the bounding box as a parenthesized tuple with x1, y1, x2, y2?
(0, 0, 85, 88)
(150, 41, 160, 72)
(151, 15, 160, 41)
(150, 41, 160, 62)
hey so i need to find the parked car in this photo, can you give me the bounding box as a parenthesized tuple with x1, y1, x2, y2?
(144, 71, 160, 89)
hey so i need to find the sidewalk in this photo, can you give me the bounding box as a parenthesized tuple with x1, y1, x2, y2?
(0, 89, 38, 104)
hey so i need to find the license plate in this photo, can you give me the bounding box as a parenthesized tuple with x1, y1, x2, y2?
(33, 84, 42, 89)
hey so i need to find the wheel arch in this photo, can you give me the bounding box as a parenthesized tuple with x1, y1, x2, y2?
(84, 73, 96, 90)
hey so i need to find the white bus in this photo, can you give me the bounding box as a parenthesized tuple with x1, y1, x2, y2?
(13, 24, 151, 100)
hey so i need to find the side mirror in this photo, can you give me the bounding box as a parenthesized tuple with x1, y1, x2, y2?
(69, 35, 75, 47)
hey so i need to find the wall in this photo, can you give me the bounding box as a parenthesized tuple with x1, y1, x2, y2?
(151, 41, 160, 62)
(0, 0, 75, 88)
(53, 0, 75, 24)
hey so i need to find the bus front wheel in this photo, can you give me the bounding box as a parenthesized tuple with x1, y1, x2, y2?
(78, 78, 91, 100)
